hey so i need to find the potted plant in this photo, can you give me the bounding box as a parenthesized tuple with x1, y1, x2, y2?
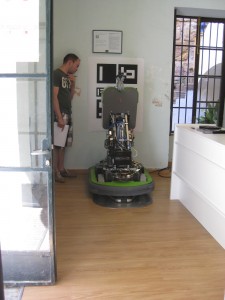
(198, 102, 219, 124)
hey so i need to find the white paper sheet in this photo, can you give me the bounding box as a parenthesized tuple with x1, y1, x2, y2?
(53, 122, 69, 147)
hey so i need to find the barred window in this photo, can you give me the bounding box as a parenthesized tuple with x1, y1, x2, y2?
(170, 14, 225, 133)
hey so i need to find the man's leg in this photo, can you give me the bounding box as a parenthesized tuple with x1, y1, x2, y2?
(58, 147, 65, 172)
(54, 147, 65, 183)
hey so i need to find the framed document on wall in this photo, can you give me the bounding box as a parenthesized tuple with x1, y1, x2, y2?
(92, 30, 123, 54)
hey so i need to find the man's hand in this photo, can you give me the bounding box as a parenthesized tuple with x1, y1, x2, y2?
(57, 117, 65, 129)
(67, 74, 76, 87)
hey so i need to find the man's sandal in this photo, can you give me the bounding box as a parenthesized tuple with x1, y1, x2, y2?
(60, 169, 77, 178)
(55, 172, 65, 183)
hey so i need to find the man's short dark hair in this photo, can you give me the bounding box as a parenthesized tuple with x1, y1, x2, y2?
(63, 53, 79, 64)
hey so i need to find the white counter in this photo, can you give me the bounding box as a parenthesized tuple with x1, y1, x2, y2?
(170, 124, 225, 249)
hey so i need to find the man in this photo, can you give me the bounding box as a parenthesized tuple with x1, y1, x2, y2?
(53, 53, 80, 182)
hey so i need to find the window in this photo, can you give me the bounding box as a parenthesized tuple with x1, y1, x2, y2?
(170, 13, 225, 133)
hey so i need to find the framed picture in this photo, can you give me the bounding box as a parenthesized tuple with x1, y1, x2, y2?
(92, 30, 123, 54)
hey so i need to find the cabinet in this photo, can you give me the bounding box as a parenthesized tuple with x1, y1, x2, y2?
(170, 124, 225, 249)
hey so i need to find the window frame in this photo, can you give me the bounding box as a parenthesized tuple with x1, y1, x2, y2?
(170, 11, 225, 134)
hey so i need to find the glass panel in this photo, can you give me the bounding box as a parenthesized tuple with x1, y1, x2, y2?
(172, 108, 179, 131)
(174, 47, 182, 76)
(198, 77, 221, 102)
(176, 18, 197, 46)
(178, 107, 193, 124)
(187, 47, 196, 76)
(189, 19, 197, 46)
(0, 171, 49, 250)
(185, 108, 193, 123)
(180, 46, 189, 74)
(214, 62, 223, 76)
(0, 78, 48, 168)
(186, 89, 194, 108)
(0, 0, 47, 73)
(175, 46, 196, 76)
(201, 22, 224, 48)
(172, 107, 193, 131)
(0, 171, 52, 282)
(175, 18, 183, 46)
(201, 22, 211, 47)
(199, 49, 223, 75)
(174, 77, 188, 100)
(199, 21, 224, 77)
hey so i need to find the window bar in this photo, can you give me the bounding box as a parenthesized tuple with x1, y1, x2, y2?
(193, 18, 200, 123)
(205, 23, 213, 106)
(198, 56, 203, 118)
(170, 11, 177, 133)
(218, 23, 225, 127)
(207, 22, 212, 77)
(190, 18, 197, 122)
(213, 23, 220, 103)
(178, 18, 185, 124)
(171, 15, 180, 132)
(185, 18, 192, 123)
(212, 75, 216, 104)
(200, 21, 205, 78)
(201, 22, 208, 112)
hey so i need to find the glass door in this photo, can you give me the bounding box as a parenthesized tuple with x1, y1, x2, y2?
(0, 0, 56, 285)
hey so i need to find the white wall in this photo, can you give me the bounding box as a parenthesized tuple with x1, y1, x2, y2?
(53, 0, 225, 170)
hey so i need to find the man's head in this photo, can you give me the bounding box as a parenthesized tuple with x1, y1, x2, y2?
(63, 53, 80, 74)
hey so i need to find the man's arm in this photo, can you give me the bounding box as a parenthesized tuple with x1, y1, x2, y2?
(67, 74, 76, 100)
(53, 86, 64, 128)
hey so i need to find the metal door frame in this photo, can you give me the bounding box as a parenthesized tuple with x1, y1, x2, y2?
(0, 0, 56, 286)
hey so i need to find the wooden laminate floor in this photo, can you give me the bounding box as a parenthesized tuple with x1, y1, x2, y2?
(23, 171, 225, 300)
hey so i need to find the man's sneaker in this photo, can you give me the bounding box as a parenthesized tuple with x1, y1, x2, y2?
(55, 171, 65, 183)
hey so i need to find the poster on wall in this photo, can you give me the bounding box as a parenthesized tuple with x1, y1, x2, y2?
(92, 30, 123, 54)
(88, 57, 144, 132)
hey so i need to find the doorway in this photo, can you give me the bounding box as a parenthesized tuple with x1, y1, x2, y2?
(0, 0, 56, 286)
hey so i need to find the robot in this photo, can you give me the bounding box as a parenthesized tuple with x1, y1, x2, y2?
(88, 74, 154, 208)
